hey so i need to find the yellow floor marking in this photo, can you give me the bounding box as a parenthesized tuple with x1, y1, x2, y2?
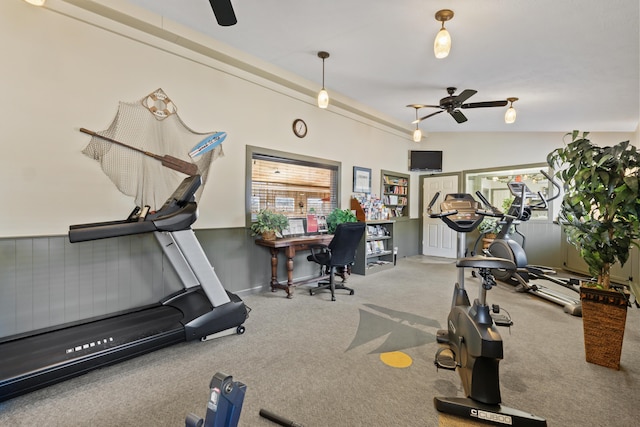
(380, 351, 412, 368)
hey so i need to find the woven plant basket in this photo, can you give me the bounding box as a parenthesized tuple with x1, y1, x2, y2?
(580, 286, 628, 370)
(261, 230, 277, 241)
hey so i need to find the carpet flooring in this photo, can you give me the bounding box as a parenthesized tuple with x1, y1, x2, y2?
(0, 256, 638, 426)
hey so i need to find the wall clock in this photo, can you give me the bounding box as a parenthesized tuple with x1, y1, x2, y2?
(292, 119, 307, 138)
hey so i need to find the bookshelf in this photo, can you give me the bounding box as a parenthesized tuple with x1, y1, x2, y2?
(352, 220, 395, 275)
(381, 170, 409, 220)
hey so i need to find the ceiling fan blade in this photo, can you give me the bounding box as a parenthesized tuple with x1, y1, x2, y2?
(209, 0, 237, 26)
(454, 89, 477, 104)
(461, 100, 509, 109)
(450, 110, 468, 123)
(412, 110, 444, 124)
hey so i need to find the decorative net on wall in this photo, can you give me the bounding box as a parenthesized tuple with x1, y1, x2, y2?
(82, 88, 224, 210)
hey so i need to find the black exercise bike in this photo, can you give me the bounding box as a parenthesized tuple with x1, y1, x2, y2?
(428, 191, 547, 427)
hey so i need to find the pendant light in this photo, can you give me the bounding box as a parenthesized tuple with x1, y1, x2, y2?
(317, 51, 330, 109)
(407, 104, 426, 142)
(505, 97, 519, 124)
(434, 9, 454, 59)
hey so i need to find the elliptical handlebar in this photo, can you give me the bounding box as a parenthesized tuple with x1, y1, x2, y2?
(474, 191, 503, 218)
(540, 169, 561, 202)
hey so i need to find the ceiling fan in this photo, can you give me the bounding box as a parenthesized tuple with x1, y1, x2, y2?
(409, 87, 508, 124)
(209, 0, 237, 26)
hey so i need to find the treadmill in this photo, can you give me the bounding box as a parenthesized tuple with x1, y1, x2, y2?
(0, 175, 248, 402)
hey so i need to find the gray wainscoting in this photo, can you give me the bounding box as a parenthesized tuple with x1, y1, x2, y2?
(0, 222, 422, 340)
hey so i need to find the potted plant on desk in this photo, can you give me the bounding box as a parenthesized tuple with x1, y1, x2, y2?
(326, 208, 357, 234)
(547, 130, 640, 369)
(250, 209, 289, 241)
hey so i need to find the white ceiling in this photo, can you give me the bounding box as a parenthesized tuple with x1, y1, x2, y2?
(126, 0, 639, 133)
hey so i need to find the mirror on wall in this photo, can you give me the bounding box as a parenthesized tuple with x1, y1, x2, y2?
(464, 163, 555, 221)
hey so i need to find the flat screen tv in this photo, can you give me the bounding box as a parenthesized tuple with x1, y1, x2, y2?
(409, 150, 443, 172)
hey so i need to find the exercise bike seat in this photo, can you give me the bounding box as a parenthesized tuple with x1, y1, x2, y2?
(456, 255, 515, 270)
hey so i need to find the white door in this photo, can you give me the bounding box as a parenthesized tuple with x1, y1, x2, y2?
(422, 175, 459, 258)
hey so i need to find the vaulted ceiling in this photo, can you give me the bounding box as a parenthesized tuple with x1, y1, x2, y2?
(127, 0, 639, 133)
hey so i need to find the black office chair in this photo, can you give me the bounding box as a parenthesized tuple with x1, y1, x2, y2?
(307, 222, 366, 301)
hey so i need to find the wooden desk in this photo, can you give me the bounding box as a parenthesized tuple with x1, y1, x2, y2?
(255, 234, 333, 298)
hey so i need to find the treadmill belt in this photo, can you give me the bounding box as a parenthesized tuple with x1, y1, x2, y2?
(1, 306, 184, 400)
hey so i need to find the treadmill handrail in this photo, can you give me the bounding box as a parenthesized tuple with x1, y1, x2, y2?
(69, 219, 158, 242)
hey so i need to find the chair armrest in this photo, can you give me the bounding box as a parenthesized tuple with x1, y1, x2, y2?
(308, 244, 330, 264)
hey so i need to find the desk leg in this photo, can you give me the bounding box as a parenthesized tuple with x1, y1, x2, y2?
(283, 247, 296, 298)
(268, 247, 295, 299)
(269, 248, 279, 291)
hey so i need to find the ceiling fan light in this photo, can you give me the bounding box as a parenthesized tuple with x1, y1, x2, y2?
(504, 97, 518, 124)
(434, 28, 451, 59)
(317, 89, 329, 109)
(413, 128, 422, 142)
(505, 106, 517, 123)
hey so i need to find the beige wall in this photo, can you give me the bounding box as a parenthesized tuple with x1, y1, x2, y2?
(0, 1, 636, 237)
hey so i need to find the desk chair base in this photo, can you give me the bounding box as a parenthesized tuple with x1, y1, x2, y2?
(309, 266, 354, 301)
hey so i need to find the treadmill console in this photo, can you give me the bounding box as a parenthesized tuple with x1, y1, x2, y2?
(147, 175, 202, 221)
(69, 175, 202, 242)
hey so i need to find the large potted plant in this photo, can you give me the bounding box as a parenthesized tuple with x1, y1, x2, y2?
(547, 130, 639, 369)
(250, 209, 289, 241)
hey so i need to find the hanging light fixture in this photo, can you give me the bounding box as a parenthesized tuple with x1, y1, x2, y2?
(505, 97, 519, 124)
(434, 9, 454, 59)
(407, 104, 426, 142)
(317, 51, 330, 109)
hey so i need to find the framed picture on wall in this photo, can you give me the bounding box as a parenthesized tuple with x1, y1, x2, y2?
(353, 166, 371, 193)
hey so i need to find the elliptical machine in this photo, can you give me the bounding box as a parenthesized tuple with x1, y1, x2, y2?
(474, 170, 582, 316)
(428, 192, 547, 426)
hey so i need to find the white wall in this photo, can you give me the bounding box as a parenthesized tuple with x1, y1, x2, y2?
(0, 1, 635, 238)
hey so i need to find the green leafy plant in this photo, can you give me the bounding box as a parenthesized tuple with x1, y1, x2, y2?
(547, 130, 640, 297)
(478, 218, 501, 236)
(250, 209, 290, 236)
(326, 208, 357, 234)
(502, 196, 514, 213)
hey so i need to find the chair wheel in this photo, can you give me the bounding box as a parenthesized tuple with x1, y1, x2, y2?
(331, 296, 336, 301)
(350, 290, 355, 295)
(309, 290, 314, 295)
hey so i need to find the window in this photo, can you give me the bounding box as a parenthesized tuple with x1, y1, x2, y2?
(246, 146, 340, 225)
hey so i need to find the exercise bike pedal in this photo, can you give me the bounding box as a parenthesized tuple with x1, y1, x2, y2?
(491, 313, 513, 327)
(434, 347, 457, 371)
(491, 304, 513, 327)
(436, 329, 450, 344)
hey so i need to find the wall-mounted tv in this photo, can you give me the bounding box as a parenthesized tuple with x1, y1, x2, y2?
(409, 150, 443, 172)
